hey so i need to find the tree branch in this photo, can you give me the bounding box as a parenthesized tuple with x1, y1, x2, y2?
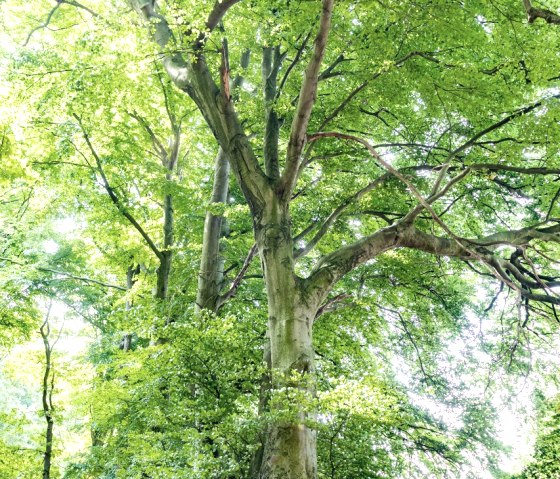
(277, 31, 313, 98)
(73, 114, 164, 261)
(205, 0, 243, 32)
(0, 256, 127, 291)
(318, 51, 448, 131)
(263, 45, 285, 180)
(128, 111, 167, 159)
(281, 0, 334, 199)
(523, 0, 560, 23)
(295, 173, 390, 258)
(216, 243, 258, 310)
(137, 2, 269, 213)
(23, 3, 62, 46)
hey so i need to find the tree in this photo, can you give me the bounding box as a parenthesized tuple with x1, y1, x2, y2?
(513, 392, 560, 479)
(39, 302, 56, 479)
(2, 0, 560, 478)
(130, 1, 560, 477)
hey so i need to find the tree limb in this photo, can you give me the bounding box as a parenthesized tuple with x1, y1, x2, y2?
(523, 0, 560, 23)
(282, 0, 334, 199)
(0, 256, 127, 291)
(295, 174, 391, 258)
(216, 243, 258, 310)
(73, 114, 164, 261)
(23, 3, 62, 46)
(205, 0, 243, 32)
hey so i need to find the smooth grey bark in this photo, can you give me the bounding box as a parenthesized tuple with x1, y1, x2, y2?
(252, 196, 321, 479)
(155, 125, 180, 302)
(262, 46, 282, 180)
(138, 2, 333, 477)
(196, 147, 230, 312)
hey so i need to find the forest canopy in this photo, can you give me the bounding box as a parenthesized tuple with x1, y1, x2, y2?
(1, 0, 560, 478)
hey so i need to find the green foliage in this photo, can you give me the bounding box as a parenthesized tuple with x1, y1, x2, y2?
(513, 394, 560, 479)
(2, 0, 560, 478)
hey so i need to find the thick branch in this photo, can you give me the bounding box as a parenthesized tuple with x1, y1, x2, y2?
(282, 0, 334, 198)
(262, 46, 284, 180)
(206, 0, 243, 32)
(307, 215, 560, 305)
(523, 0, 560, 23)
(138, 3, 269, 212)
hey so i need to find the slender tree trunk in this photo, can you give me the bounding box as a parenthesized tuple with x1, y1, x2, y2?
(121, 263, 140, 351)
(156, 191, 173, 301)
(40, 304, 55, 479)
(196, 147, 230, 312)
(156, 249, 171, 301)
(254, 197, 318, 479)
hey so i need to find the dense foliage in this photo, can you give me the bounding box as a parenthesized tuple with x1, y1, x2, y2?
(1, 0, 560, 478)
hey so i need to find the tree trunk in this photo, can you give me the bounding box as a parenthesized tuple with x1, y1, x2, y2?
(156, 191, 173, 301)
(254, 197, 318, 479)
(40, 305, 55, 479)
(196, 147, 230, 312)
(156, 249, 172, 301)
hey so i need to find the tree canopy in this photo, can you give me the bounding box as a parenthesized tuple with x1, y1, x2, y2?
(1, 0, 560, 478)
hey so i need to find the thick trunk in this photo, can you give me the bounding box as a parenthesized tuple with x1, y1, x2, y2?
(259, 301, 316, 479)
(196, 147, 230, 312)
(254, 198, 318, 479)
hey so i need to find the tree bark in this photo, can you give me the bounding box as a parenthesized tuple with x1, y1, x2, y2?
(40, 304, 55, 479)
(196, 147, 230, 312)
(254, 196, 319, 479)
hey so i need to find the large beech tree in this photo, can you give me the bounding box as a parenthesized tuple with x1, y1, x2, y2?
(2, 0, 560, 478)
(129, 1, 560, 477)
